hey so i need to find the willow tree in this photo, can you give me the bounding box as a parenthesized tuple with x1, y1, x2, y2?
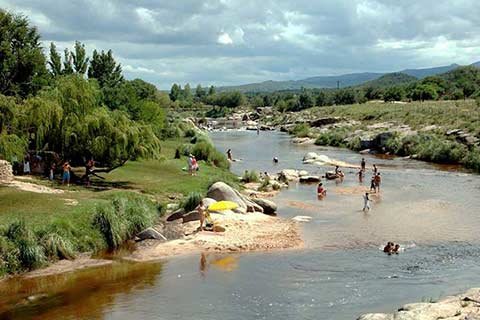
(0, 95, 27, 160)
(23, 75, 161, 167)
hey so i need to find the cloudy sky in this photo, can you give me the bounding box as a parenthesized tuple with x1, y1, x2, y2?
(1, 0, 480, 89)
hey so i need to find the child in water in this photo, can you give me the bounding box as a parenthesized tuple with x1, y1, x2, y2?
(317, 183, 326, 197)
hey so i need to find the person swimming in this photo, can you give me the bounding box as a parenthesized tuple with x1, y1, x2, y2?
(273, 157, 279, 163)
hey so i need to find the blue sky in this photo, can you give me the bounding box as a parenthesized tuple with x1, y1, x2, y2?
(1, 0, 479, 88)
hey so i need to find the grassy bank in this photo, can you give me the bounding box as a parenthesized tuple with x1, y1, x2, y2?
(0, 135, 237, 277)
(280, 100, 480, 172)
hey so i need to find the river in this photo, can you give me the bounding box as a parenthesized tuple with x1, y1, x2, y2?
(1, 131, 480, 320)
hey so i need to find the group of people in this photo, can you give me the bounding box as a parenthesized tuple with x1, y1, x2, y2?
(187, 154, 199, 176)
(383, 242, 401, 254)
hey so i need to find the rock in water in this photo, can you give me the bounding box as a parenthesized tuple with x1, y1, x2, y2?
(252, 198, 278, 215)
(278, 169, 299, 182)
(136, 227, 167, 241)
(299, 176, 321, 183)
(207, 182, 247, 211)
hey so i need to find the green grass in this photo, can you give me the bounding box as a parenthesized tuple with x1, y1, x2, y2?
(0, 137, 237, 276)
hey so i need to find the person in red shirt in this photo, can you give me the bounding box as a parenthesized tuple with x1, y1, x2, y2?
(317, 183, 326, 197)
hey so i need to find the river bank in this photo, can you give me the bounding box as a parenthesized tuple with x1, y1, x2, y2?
(252, 100, 480, 173)
(358, 288, 480, 320)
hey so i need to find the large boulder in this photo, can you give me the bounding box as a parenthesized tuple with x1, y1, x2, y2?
(166, 208, 186, 221)
(207, 182, 247, 212)
(0, 160, 14, 182)
(136, 227, 167, 241)
(252, 198, 277, 215)
(182, 210, 200, 223)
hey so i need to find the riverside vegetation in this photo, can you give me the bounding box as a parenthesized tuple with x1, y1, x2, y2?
(0, 10, 238, 277)
(265, 99, 480, 173)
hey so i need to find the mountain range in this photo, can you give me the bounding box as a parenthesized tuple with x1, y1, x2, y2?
(219, 62, 477, 93)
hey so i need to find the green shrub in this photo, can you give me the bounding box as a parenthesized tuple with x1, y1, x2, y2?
(242, 170, 260, 183)
(181, 192, 203, 212)
(463, 147, 480, 172)
(290, 123, 310, 137)
(92, 194, 159, 249)
(184, 128, 197, 138)
(314, 130, 347, 147)
(17, 238, 45, 270)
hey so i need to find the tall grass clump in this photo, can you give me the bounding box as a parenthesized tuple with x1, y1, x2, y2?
(4, 220, 45, 271)
(40, 233, 75, 260)
(242, 170, 260, 183)
(181, 192, 203, 212)
(93, 194, 159, 249)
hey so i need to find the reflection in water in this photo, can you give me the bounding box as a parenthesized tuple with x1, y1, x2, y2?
(0, 262, 163, 320)
(199, 253, 239, 277)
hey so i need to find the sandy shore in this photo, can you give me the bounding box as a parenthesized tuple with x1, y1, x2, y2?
(5, 212, 302, 280)
(127, 211, 303, 262)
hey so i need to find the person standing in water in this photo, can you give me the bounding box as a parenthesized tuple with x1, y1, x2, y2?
(317, 183, 326, 197)
(357, 169, 363, 182)
(363, 192, 371, 211)
(374, 173, 382, 192)
(373, 164, 378, 175)
(226, 149, 233, 161)
(257, 127, 260, 135)
(361, 158, 366, 172)
(370, 175, 376, 192)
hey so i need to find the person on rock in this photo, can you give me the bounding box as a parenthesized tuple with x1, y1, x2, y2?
(196, 200, 206, 231)
(226, 149, 233, 161)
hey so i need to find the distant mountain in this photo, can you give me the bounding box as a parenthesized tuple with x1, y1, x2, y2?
(360, 72, 418, 88)
(219, 62, 478, 93)
(399, 64, 460, 79)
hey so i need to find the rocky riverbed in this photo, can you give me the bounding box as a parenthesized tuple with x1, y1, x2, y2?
(358, 288, 480, 320)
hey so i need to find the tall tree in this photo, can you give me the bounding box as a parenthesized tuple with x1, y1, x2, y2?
(48, 42, 63, 77)
(170, 83, 181, 101)
(72, 41, 89, 75)
(63, 48, 74, 74)
(195, 84, 206, 99)
(183, 83, 192, 99)
(208, 85, 216, 96)
(88, 49, 123, 87)
(0, 10, 48, 97)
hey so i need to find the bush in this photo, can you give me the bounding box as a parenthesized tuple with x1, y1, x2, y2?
(462, 147, 480, 172)
(181, 192, 203, 212)
(242, 170, 260, 183)
(314, 130, 347, 147)
(190, 135, 229, 169)
(290, 123, 310, 138)
(93, 194, 159, 249)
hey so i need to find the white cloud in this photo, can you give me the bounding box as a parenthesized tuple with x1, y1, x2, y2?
(123, 64, 155, 74)
(217, 32, 233, 45)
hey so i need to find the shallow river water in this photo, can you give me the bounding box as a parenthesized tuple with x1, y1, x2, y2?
(1, 131, 480, 320)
